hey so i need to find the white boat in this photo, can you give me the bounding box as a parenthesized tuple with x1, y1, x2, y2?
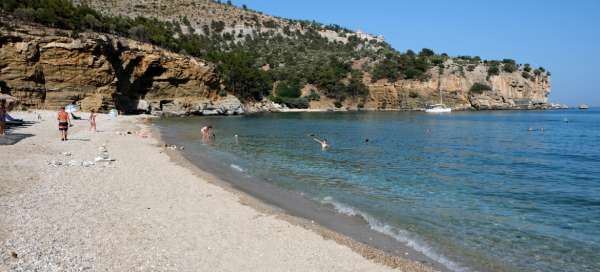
(426, 104, 452, 113)
(579, 104, 589, 110)
(425, 89, 452, 113)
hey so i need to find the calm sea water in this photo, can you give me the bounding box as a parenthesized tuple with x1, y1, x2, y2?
(156, 109, 600, 272)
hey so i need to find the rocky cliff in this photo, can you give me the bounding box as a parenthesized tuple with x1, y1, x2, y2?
(71, 0, 551, 112)
(363, 60, 550, 111)
(0, 23, 551, 114)
(0, 24, 244, 115)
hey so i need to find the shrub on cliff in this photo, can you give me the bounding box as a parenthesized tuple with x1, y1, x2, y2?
(503, 63, 517, 73)
(372, 57, 400, 82)
(275, 80, 301, 98)
(487, 66, 500, 77)
(419, 48, 435, 57)
(371, 52, 431, 82)
(211, 20, 226, 33)
(284, 97, 310, 108)
(470, 83, 492, 94)
(306, 90, 321, 101)
(347, 70, 369, 97)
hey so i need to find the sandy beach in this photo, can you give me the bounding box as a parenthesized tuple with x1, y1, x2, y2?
(0, 111, 436, 272)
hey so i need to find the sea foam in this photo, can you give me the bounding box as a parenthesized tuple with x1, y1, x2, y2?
(321, 196, 468, 272)
(229, 164, 245, 172)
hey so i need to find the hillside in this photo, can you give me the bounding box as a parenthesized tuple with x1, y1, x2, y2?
(0, 0, 551, 113)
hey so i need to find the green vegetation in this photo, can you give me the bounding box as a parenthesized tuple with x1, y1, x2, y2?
(371, 49, 435, 82)
(275, 80, 301, 98)
(306, 90, 321, 101)
(470, 83, 492, 94)
(208, 50, 272, 100)
(487, 66, 500, 77)
(487, 61, 501, 78)
(502, 59, 517, 73)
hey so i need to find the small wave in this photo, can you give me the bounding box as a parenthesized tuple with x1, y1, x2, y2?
(321, 196, 468, 272)
(230, 164, 245, 172)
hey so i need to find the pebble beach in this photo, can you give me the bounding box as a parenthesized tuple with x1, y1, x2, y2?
(0, 111, 435, 272)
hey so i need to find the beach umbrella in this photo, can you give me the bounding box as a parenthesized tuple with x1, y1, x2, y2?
(0, 94, 18, 111)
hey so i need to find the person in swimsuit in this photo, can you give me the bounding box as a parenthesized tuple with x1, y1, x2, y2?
(89, 110, 97, 132)
(200, 126, 212, 143)
(313, 137, 330, 150)
(57, 107, 71, 141)
(201, 125, 210, 138)
(201, 125, 214, 143)
(0, 99, 6, 136)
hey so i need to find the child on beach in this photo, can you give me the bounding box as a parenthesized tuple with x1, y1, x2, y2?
(57, 107, 71, 141)
(89, 110, 97, 132)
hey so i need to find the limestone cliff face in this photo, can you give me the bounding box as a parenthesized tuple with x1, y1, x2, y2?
(364, 60, 551, 110)
(0, 25, 243, 115)
(0, 24, 550, 114)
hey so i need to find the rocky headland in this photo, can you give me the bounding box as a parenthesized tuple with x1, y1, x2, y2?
(364, 62, 550, 111)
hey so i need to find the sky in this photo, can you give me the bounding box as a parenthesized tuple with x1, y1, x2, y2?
(237, 0, 600, 106)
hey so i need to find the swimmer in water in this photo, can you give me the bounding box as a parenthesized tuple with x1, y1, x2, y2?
(201, 125, 214, 143)
(312, 137, 330, 150)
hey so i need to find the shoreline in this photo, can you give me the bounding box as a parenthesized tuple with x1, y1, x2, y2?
(0, 110, 438, 271)
(159, 146, 444, 271)
(153, 119, 452, 272)
(179, 106, 559, 117)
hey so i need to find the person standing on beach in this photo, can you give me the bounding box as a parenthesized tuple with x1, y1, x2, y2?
(57, 106, 71, 141)
(0, 99, 6, 136)
(89, 110, 97, 132)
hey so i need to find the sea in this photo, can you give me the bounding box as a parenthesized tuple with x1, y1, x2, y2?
(155, 109, 600, 272)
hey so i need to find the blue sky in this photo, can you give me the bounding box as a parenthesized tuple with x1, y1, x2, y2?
(237, 0, 600, 106)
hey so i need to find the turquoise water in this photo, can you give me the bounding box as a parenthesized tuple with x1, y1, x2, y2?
(156, 109, 600, 272)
